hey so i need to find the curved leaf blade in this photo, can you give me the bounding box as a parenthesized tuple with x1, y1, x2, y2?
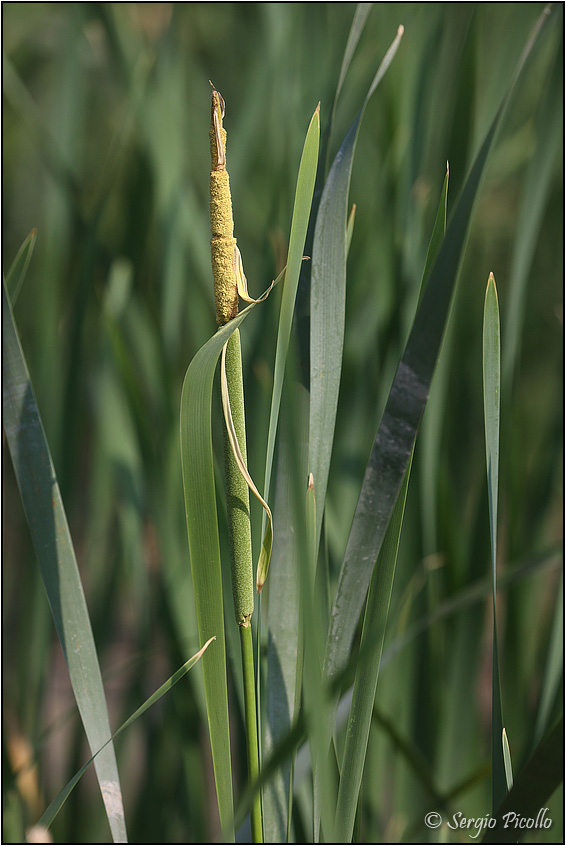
(180, 305, 257, 842)
(180, 272, 284, 840)
(37, 637, 215, 831)
(2, 279, 127, 843)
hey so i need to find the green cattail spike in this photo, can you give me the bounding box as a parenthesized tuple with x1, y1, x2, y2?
(221, 330, 255, 625)
(221, 338, 274, 595)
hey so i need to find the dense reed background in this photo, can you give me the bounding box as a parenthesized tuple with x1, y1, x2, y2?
(3, 3, 563, 843)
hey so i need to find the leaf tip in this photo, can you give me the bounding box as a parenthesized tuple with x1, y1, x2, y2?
(310, 102, 321, 133)
(397, 24, 405, 37)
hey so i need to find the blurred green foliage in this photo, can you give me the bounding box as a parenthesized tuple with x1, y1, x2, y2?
(3, 3, 562, 843)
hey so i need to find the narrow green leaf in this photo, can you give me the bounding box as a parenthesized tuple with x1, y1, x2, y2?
(334, 167, 449, 843)
(262, 104, 320, 528)
(335, 466, 411, 842)
(482, 718, 563, 844)
(259, 103, 319, 842)
(335, 4, 374, 106)
(263, 381, 308, 844)
(181, 308, 257, 841)
(37, 637, 215, 831)
(306, 473, 317, 589)
(285, 407, 333, 845)
(502, 728, 514, 792)
(5, 228, 37, 304)
(180, 271, 285, 841)
(346, 204, 356, 256)
(321, 4, 374, 180)
(503, 40, 562, 388)
(533, 575, 563, 747)
(2, 279, 127, 844)
(309, 23, 404, 559)
(483, 272, 507, 812)
(421, 164, 449, 295)
(483, 273, 500, 580)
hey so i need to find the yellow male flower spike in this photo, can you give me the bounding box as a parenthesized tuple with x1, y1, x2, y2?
(210, 84, 275, 325)
(210, 84, 238, 324)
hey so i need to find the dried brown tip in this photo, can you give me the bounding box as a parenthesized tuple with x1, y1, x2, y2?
(210, 86, 226, 169)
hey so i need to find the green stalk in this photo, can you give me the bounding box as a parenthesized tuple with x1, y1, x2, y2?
(222, 329, 262, 841)
(240, 622, 262, 843)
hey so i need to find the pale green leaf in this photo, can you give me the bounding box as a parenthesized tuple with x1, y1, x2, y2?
(502, 728, 514, 792)
(2, 279, 127, 843)
(262, 104, 320, 532)
(5, 228, 37, 304)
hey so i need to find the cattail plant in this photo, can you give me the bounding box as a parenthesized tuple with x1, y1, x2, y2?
(209, 82, 271, 841)
(2, 5, 562, 844)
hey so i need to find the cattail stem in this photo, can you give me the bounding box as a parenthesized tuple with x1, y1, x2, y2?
(222, 331, 262, 842)
(240, 622, 262, 843)
(210, 85, 262, 841)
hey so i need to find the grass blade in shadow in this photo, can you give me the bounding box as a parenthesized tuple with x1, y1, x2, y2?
(503, 36, 562, 389)
(2, 279, 128, 844)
